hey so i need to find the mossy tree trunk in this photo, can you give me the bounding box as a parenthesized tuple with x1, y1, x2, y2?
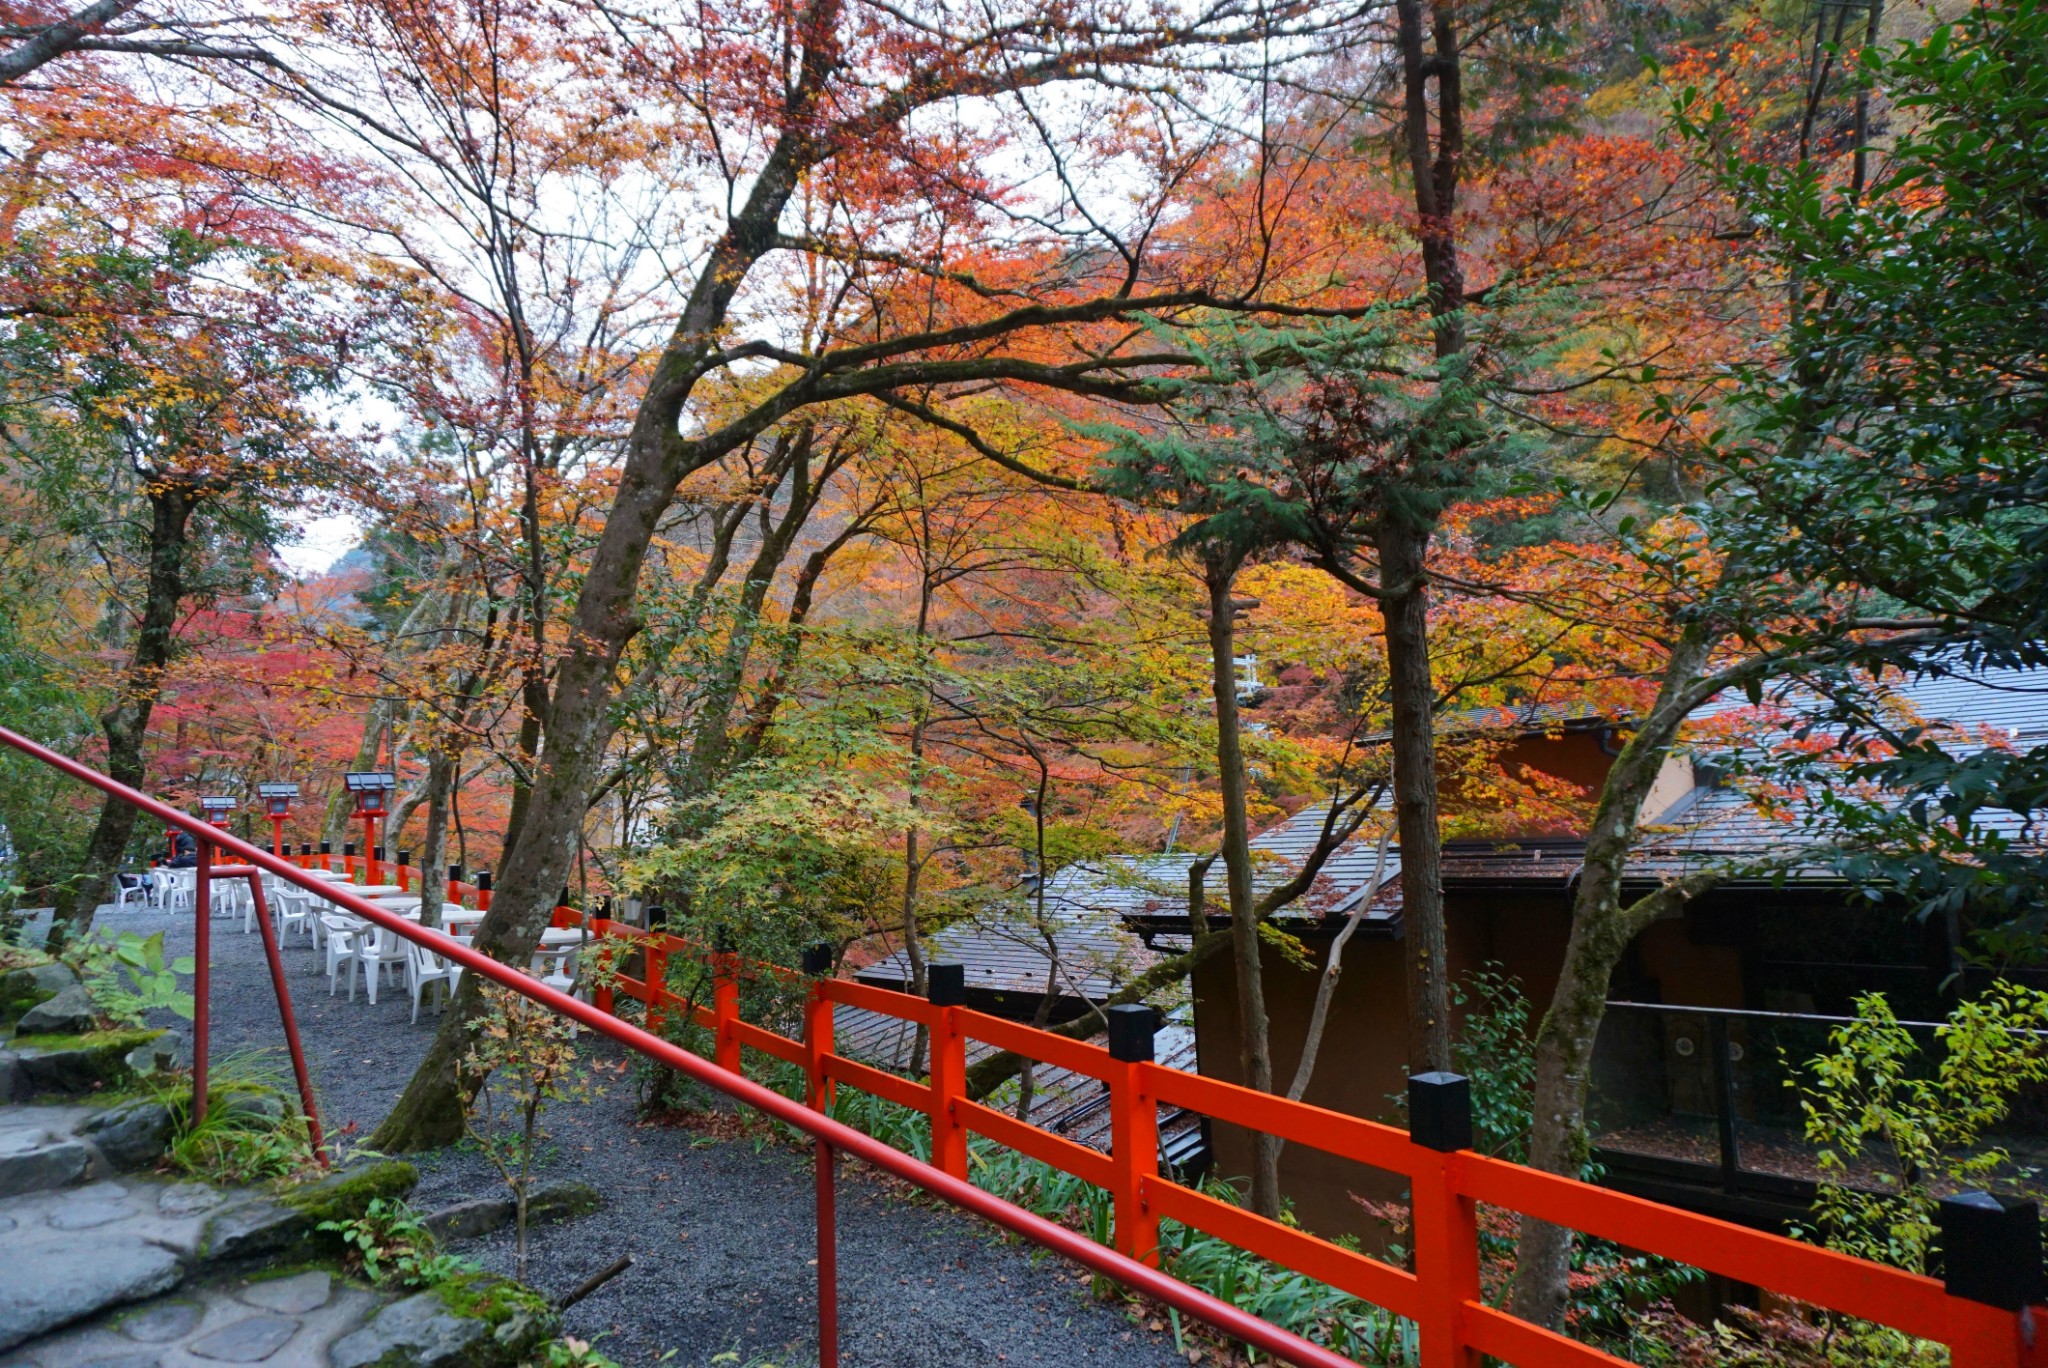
(50, 481, 198, 948)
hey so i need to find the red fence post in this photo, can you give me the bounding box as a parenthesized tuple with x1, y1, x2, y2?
(803, 945, 839, 1368)
(192, 839, 212, 1125)
(592, 921, 616, 1018)
(238, 872, 328, 1166)
(803, 947, 835, 1112)
(713, 951, 742, 1074)
(926, 963, 969, 1180)
(1940, 1194, 2034, 1368)
(1106, 1005, 1162, 1265)
(1409, 1073, 1481, 1368)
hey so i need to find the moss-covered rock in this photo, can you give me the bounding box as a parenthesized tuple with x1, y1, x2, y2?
(202, 1160, 421, 1264)
(0, 961, 72, 1025)
(328, 1272, 557, 1367)
(282, 1158, 420, 1227)
(11, 1027, 162, 1095)
(434, 1271, 556, 1365)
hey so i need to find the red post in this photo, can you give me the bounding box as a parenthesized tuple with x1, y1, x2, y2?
(1409, 1074, 1482, 1368)
(238, 871, 328, 1167)
(1106, 1006, 1161, 1265)
(802, 947, 838, 1368)
(803, 978, 834, 1111)
(713, 953, 741, 1074)
(926, 964, 968, 1181)
(192, 840, 212, 1126)
(269, 815, 286, 860)
(592, 922, 616, 1017)
(817, 1137, 838, 1368)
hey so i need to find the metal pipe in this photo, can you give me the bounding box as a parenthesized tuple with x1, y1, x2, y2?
(193, 840, 211, 1126)
(817, 1139, 837, 1368)
(220, 866, 327, 1164)
(1604, 999, 2046, 1035)
(0, 724, 1359, 1368)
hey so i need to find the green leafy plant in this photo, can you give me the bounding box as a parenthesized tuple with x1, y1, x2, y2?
(1796, 984, 2048, 1271)
(72, 929, 194, 1025)
(541, 1337, 626, 1367)
(318, 1197, 476, 1289)
(464, 979, 604, 1283)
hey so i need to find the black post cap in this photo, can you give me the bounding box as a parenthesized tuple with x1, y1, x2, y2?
(300, 843, 313, 857)
(1106, 1004, 1158, 1063)
(802, 944, 833, 976)
(476, 871, 492, 891)
(343, 842, 357, 858)
(447, 864, 463, 883)
(1408, 1071, 1473, 1152)
(927, 962, 966, 1007)
(398, 849, 412, 866)
(373, 845, 386, 862)
(1940, 1192, 2043, 1310)
(319, 841, 331, 855)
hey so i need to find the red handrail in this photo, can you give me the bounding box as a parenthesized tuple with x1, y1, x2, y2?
(0, 725, 1361, 1368)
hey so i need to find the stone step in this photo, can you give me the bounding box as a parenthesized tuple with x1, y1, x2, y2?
(0, 1175, 219, 1353)
(0, 1113, 99, 1201)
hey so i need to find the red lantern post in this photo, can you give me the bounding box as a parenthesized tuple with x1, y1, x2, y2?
(258, 781, 299, 859)
(344, 771, 396, 885)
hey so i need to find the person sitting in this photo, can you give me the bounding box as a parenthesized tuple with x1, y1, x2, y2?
(166, 831, 199, 869)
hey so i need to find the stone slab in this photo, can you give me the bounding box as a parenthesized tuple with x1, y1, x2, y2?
(0, 1131, 89, 1199)
(234, 1273, 330, 1316)
(116, 1300, 202, 1343)
(186, 1313, 299, 1362)
(0, 1234, 183, 1352)
(328, 1292, 487, 1368)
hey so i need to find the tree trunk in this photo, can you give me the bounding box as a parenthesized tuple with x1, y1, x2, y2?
(417, 747, 456, 932)
(1205, 550, 1282, 1218)
(1286, 824, 1393, 1107)
(50, 483, 197, 947)
(496, 678, 545, 870)
(369, 89, 831, 1150)
(1510, 627, 1721, 1327)
(1376, 518, 1453, 1074)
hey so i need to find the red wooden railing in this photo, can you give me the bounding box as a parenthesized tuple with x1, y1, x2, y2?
(10, 722, 2043, 1368)
(560, 915, 2047, 1368)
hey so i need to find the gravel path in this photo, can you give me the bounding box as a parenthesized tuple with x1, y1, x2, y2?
(119, 905, 1185, 1368)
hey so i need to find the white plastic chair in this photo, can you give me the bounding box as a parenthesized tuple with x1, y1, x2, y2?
(529, 942, 579, 992)
(320, 914, 359, 995)
(272, 887, 313, 941)
(407, 941, 462, 1024)
(350, 922, 411, 1004)
(112, 873, 150, 912)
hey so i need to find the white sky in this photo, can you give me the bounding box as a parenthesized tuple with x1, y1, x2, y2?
(277, 510, 363, 578)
